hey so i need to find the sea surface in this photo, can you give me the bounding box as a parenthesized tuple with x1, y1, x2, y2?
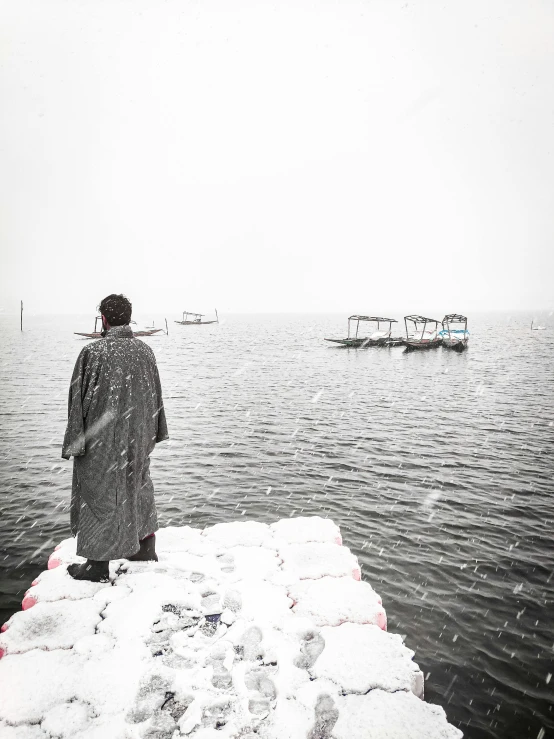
(0, 312, 553, 738)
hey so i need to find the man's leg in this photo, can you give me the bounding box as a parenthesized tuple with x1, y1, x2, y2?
(67, 559, 109, 582)
(128, 533, 158, 562)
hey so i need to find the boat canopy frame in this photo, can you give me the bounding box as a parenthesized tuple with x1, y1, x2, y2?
(440, 314, 469, 339)
(347, 315, 397, 339)
(403, 315, 440, 339)
(181, 311, 205, 321)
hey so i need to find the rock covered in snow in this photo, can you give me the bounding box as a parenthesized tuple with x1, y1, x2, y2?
(311, 623, 424, 697)
(333, 690, 464, 739)
(0, 599, 104, 656)
(289, 575, 387, 628)
(270, 516, 342, 545)
(0, 516, 461, 738)
(278, 542, 361, 581)
(202, 520, 275, 549)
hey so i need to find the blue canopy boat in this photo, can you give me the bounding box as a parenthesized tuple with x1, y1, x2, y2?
(439, 314, 469, 351)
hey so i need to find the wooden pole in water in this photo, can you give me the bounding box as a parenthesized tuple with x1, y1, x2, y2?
(165, 318, 169, 335)
(20, 300, 23, 331)
(215, 308, 219, 324)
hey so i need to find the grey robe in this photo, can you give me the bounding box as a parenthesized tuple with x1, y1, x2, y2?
(62, 325, 168, 560)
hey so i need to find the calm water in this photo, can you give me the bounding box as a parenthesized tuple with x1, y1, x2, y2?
(0, 312, 553, 738)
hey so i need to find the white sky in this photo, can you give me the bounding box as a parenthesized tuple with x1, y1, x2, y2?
(1, 0, 553, 316)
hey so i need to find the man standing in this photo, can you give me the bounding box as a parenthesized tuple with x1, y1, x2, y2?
(62, 294, 168, 582)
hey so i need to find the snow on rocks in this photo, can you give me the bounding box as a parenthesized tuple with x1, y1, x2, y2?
(20, 566, 109, 610)
(333, 690, 464, 739)
(278, 542, 361, 581)
(202, 520, 275, 549)
(0, 517, 461, 737)
(311, 623, 424, 697)
(270, 516, 342, 545)
(0, 599, 104, 657)
(289, 575, 387, 628)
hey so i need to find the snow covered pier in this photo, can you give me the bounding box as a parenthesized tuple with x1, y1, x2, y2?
(0, 517, 462, 738)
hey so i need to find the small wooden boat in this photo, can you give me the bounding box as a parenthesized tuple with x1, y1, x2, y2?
(440, 314, 469, 351)
(174, 309, 219, 326)
(325, 316, 402, 347)
(403, 315, 442, 350)
(74, 317, 165, 339)
(531, 320, 546, 331)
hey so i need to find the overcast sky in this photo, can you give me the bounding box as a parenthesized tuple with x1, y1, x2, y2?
(1, 0, 553, 317)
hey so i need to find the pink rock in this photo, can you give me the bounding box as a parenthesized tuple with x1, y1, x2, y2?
(22, 594, 38, 610)
(376, 609, 387, 631)
(334, 535, 343, 546)
(0, 623, 9, 633)
(352, 567, 361, 581)
(48, 556, 62, 569)
(31, 579, 39, 586)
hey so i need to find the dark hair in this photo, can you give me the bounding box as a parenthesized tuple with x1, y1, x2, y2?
(99, 294, 132, 326)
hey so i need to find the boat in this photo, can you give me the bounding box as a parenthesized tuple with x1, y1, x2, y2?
(403, 315, 442, 350)
(531, 320, 546, 331)
(325, 316, 403, 347)
(74, 317, 165, 339)
(174, 309, 219, 326)
(439, 314, 469, 351)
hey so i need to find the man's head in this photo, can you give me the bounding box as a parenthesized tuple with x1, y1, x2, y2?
(98, 294, 132, 327)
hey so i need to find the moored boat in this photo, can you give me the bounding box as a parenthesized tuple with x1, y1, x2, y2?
(439, 314, 469, 351)
(74, 317, 165, 339)
(403, 315, 442, 350)
(325, 316, 402, 347)
(175, 309, 219, 325)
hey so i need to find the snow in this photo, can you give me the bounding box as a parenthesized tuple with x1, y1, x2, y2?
(202, 520, 275, 549)
(0, 517, 461, 738)
(21, 566, 108, 608)
(0, 599, 103, 656)
(311, 623, 424, 697)
(278, 542, 361, 581)
(289, 575, 386, 628)
(333, 690, 464, 739)
(270, 516, 342, 545)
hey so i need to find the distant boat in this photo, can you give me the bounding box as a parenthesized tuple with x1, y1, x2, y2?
(325, 316, 403, 347)
(74, 317, 165, 339)
(403, 315, 442, 350)
(175, 309, 219, 326)
(531, 320, 546, 331)
(439, 314, 469, 351)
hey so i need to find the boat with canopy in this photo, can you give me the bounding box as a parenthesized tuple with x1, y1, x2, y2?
(74, 317, 165, 339)
(439, 314, 469, 351)
(403, 315, 442, 350)
(325, 316, 403, 347)
(174, 309, 219, 326)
